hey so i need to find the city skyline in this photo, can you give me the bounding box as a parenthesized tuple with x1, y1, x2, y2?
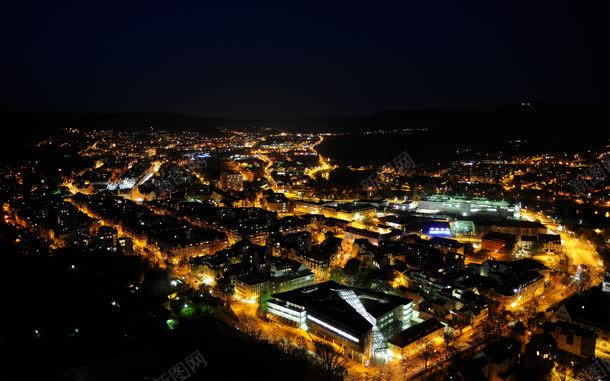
(1, 2, 608, 381)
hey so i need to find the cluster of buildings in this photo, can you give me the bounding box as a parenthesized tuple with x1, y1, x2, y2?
(267, 281, 415, 363)
(2, 126, 607, 379)
(189, 240, 315, 300)
(552, 274, 610, 356)
(293, 200, 376, 221)
(70, 192, 228, 262)
(415, 194, 521, 218)
(11, 197, 93, 248)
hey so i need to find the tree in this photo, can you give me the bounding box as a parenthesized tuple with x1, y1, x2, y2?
(343, 258, 361, 276)
(524, 293, 543, 318)
(570, 264, 593, 294)
(296, 336, 308, 352)
(314, 341, 347, 381)
(443, 331, 459, 360)
(519, 333, 557, 380)
(475, 309, 505, 345)
(258, 288, 273, 312)
(417, 341, 436, 373)
(399, 355, 415, 381)
(240, 315, 257, 334)
(265, 326, 280, 343)
(555, 362, 570, 381)
(329, 268, 348, 285)
(361, 215, 376, 229)
(527, 241, 543, 255)
(372, 364, 393, 381)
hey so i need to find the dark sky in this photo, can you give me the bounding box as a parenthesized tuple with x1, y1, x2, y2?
(1, 1, 607, 119)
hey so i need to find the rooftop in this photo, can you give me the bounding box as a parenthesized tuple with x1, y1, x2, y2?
(271, 281, 413, 335)
(387, 318, 444, 348)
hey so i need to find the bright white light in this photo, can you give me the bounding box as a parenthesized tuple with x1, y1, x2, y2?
(307, 315, 360, 343)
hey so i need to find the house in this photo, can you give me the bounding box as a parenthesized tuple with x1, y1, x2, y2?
(552, 277, 610, 356)
(538, 234, 562, 253)
(481, 232, 517, 259)
(387, 318, 445, 357)
(542, 321, 596, 358)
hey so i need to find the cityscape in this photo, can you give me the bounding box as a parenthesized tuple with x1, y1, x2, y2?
(1, 2, 607, 381)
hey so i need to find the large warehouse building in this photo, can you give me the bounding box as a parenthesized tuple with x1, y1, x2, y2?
(416, 194, 520, 218)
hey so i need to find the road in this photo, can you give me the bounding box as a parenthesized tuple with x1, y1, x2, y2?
(521, 209, 603, 270)
(520, 209, 604, 311)
(304, 136, 338, 180)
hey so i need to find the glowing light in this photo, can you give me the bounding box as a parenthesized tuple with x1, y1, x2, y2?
(307, 315, 360, 343)
(427, 227, 451, 236)
(202, 275, 215, 286)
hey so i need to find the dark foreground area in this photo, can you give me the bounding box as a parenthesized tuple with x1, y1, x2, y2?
(0, 246, 323, 381)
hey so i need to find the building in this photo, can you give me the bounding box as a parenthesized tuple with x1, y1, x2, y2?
(234, 259, 315, 301)
(267, 281, 414, 364)
(294, 200, 375, 222)
(552, 277, 610, 356)
(344, 226, 384, 246)
(542, 321, 596, 358)
(537, 234, 562, 253)
(263, 192, 294, 214)
(459, 259, 548, 310)
(416, 195, 520, 218)
(221, 171, 244, 191)
(235, 274, 269, 301)
(320, 202, 376, 222)
(447, 338, 520, 381)
(489, 220, 547, 237)
(387, 318, 444, 357)
(293, 199, 325, 215)
(518, 235, 537, 251)
(292, 235, 342, 278)
(517, 234, 562, 254)
(429, 237, 465, 255)
(481, 232, 517, 258)
(481, 338, 521, 381)
(153, 227, 228, 260)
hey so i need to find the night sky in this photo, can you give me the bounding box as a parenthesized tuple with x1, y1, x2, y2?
(1, 1, 607, 119)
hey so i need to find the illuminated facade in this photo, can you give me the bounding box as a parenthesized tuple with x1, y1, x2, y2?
(294, 200, 375, 222)
(416, 195, 520, 218)
(266, 281, 413, 364)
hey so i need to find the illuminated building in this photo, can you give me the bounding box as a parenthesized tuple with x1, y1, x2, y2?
(220, 171, 244, 191)
(489, 220, 547, 236)
(235, 269, 315, 302)
(429, 237, 464, 255)
(553, 276, 610, 355)
(266, 281, 414, 364)
(423, 221, 452, 237)
(344, 226, 384, 246)
(466, 260, 548, 310)
(294, 200, 375, 222)
(481, 232, 517, 259)
(387, 318, 444, 356)
(263, 192, 294, 213)
(543, 321, 596, 358)
(416, 195, 520, 218)
(518, 234, 562, 254)
(536, 234, 562, 253)
(320, 202, 376, 222)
